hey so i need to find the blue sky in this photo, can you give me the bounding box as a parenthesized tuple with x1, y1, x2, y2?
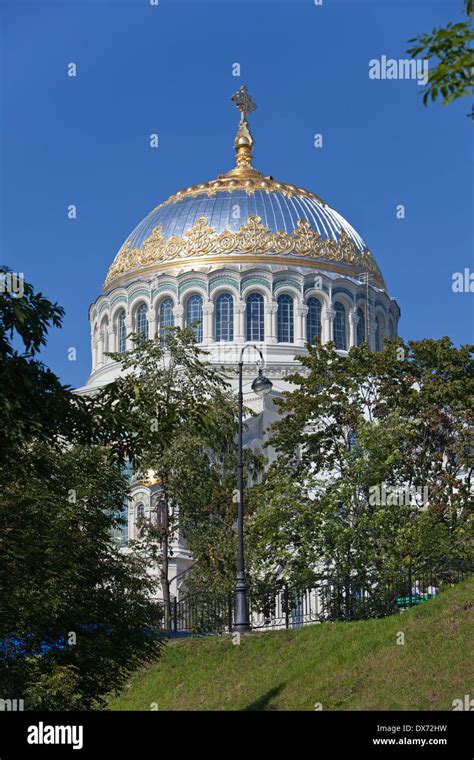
(1, 0, 472, 388)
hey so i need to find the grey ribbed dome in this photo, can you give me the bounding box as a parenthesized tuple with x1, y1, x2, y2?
(125, 187, 368, 253)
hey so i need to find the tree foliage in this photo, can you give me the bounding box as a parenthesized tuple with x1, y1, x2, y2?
(98, 328, 247, 619)
(0, 267, 94, 463)
(407, 1, 474, 106)
(0, 444, 162, 709)
(248, 339, 473, 590)
(0, 273, 163, 709)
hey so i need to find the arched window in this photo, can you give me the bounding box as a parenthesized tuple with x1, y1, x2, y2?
(277, 294, 294, 343)
(306, 297, 322, 345)
(156, 497, 167, 527)
(215, 292, 234, 342)
(186, 294, 203, 343)
(334, 302, 347, 350)
(136, 303, 148, 337)
(246, 292, 264, 342)
(111, 501, 128, 546)
(356, 307, 366, 346)
(375, 316, 382, 352)
(117, 311, 127, 354)
(159, 298, 174, 342)
(136, 503, 145, 538)
(388, 316, 396, 339)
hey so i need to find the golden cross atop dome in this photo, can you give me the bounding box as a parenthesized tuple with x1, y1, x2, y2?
(231, 85, 256, 122)
(228, 85, 258, 175)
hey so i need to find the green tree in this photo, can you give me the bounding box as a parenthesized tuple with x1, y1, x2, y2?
(0, 444, 162, 709)
(407, 0, 474, 106)
(173, 422, 263, 602)
(0, 267, 93, 463)
(249, 339, 473, 603)
(98, 327, 245, 625)
(0, 272, 163, 708)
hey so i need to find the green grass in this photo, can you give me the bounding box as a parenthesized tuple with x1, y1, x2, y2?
(108, 577, 474, 711)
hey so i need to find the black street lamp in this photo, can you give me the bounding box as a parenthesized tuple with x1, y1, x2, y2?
(234, 344, 273, 634)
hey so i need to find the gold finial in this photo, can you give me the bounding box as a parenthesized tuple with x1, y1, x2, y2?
(230, 85, 257, 174)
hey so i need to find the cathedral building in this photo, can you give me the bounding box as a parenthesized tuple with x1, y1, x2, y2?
(78, 86, 400, 599)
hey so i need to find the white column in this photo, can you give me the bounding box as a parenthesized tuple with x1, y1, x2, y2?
(125, 315, 133, 350)
(173, 304, 184, 329)
(97, 333, 104, 367)
(147, 311, 157, 340)
(202, 301, 214, 344)
(235, 299, 246, 344)
(348, 309, 358, 348)
(108, 325, 116, 355)
(92, 337, 97, 371)
(322, 306, 335, 344)
(266, 300, 278, 343)
(295, 304, 308, 347)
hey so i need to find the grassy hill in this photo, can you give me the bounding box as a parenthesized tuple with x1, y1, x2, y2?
(109, 577, 473, 711)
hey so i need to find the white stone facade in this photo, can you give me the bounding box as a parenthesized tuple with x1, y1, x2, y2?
(86, 262, 399, 392)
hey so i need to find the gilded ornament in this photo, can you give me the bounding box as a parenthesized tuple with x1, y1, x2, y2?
(216, 231, 238, 254)
(236, 215, 270, 252)
(160, 176, 324, 204)
(183, 217, 215, 255)
(104, 214, 384, 289)
(142, 225, 165, 260)
(293, 220, 321, 255)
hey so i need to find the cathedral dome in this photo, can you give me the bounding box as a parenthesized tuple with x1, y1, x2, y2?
(104, 89, 385, 290)
(87, 88, 400, 391)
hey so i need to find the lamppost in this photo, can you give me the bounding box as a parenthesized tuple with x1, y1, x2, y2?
(234, 344, 273, 633)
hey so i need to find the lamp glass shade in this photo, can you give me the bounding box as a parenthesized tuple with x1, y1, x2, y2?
(251, 370, 273, 397)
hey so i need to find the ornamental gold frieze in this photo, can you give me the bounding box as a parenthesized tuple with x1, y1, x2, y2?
(159, 175, 325, 205)
(105, 215, 384, 287)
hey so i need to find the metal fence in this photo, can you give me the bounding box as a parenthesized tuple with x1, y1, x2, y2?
(157, 566, 472, 635)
